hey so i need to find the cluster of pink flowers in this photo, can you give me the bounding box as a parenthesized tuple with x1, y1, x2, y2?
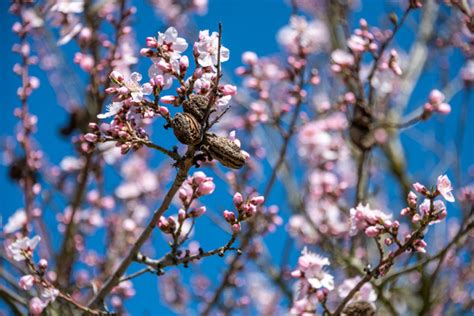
(402, 175, 455, 229)
(290, 247, 334, 314)
(158, 171, 215, 234)
(290, 113, 353, 243)
(7, 236, 60, 315)
(349, 203, 396, 238)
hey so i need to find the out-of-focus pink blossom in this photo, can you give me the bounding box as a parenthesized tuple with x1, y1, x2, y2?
(29, 297, 45, 315)
(19, 274, 35, 290)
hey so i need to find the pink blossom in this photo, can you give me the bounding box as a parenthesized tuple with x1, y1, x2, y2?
(437, 175, 455, 202)
(337, 276, 377, 304)
(8, 236, 41, 261)
(194, 30, 230, 67)
(19, 274, 35, 290)
(97, 102, 124, 120)
(29, 297, 45, 315)
(197, 180, 215, 196)
(156, 27, 188, 60)
(349, 203, 392, 236)
(3, 208, 27, 234)
(292, 247, 334, 291)
(189, 206, 206, 218)
(233, 192, 243, 207)
(413, 182, 428, 195)
(231, 223, 241, 233)
(277, 16, 328, 54)
(41, 287, 59, 303)
(242, 51, 258, 65)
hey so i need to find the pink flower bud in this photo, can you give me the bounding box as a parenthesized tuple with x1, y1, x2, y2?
(223, 210, 235, 222)
(38, 259, 48, 270)
(192, 171, 207, 185)
(436, 103, 451, 114)
(221, 84, 237, 96)
(110, 71, 124, 83)
(242, 51, 258, 65)
(19, 275, 35, 290)
(157, 216, 168, 229)
(400, 207, 410, 216)
(29, 297, 45, 315)
(105, 87, 117, 94)
(233, 192, 243, 207)
(413, 182, 428, 195)
(384, 238, 393, 246)
(429, 89, 445, 105)
(190, 206, 206, 218)
(198, 180, 215, 196)
(178, 209, 186, 221)
(364, 226, 380, 237)
(159, 106, 169, 117)
(160, 95, 176, 105)
(84, 133, 98, 143)
(178, 189, 189, 202)
(231, 223, 241, 233)
(179, 56, 189, 73)
(250, 196, 265, 206)
(146, 36, 158, 48)
(316, 289, 327, 302)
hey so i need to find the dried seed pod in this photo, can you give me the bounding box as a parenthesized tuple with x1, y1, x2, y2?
(182, 94, 209, 122)
(342, 301, 375, 316)
(171, 112, 202, 145)
(203, 133, 246, 169)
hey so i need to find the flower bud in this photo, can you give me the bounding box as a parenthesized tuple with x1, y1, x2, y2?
(190, 206, 206, 218)
(38, 259, 48, 271)
(250, 196, 264, 206)
(231, 223, 241, 233)
(223, 210, 235, 222)
(364, 226, 380, 237)
(198, 180, 215, 196)
(29, 297, 45, 315)
(110, 70, 124, 83)
(233, 192, 243, 207)
(19, 275, 35, 290)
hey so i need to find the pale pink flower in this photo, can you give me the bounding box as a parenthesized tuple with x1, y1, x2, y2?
(50, 0, 84, 14)
(338, 276, 377, 305)
(156, 27, 188, 60)
(277, 16, 328, 54)
(437, 175, 455, 202)
(97, 102, 124, 120)
(194, 30, 230, 67)
(8, 236, 41, 261)
(3, 208, 27, 234)
(122, 72, 153, 102)
(347, 34, 368, 53)
(29, 297, 45, 315)
(19, 274, 35, 290)
(41, 287, 59, 303)
(292, 247, 334, 291)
